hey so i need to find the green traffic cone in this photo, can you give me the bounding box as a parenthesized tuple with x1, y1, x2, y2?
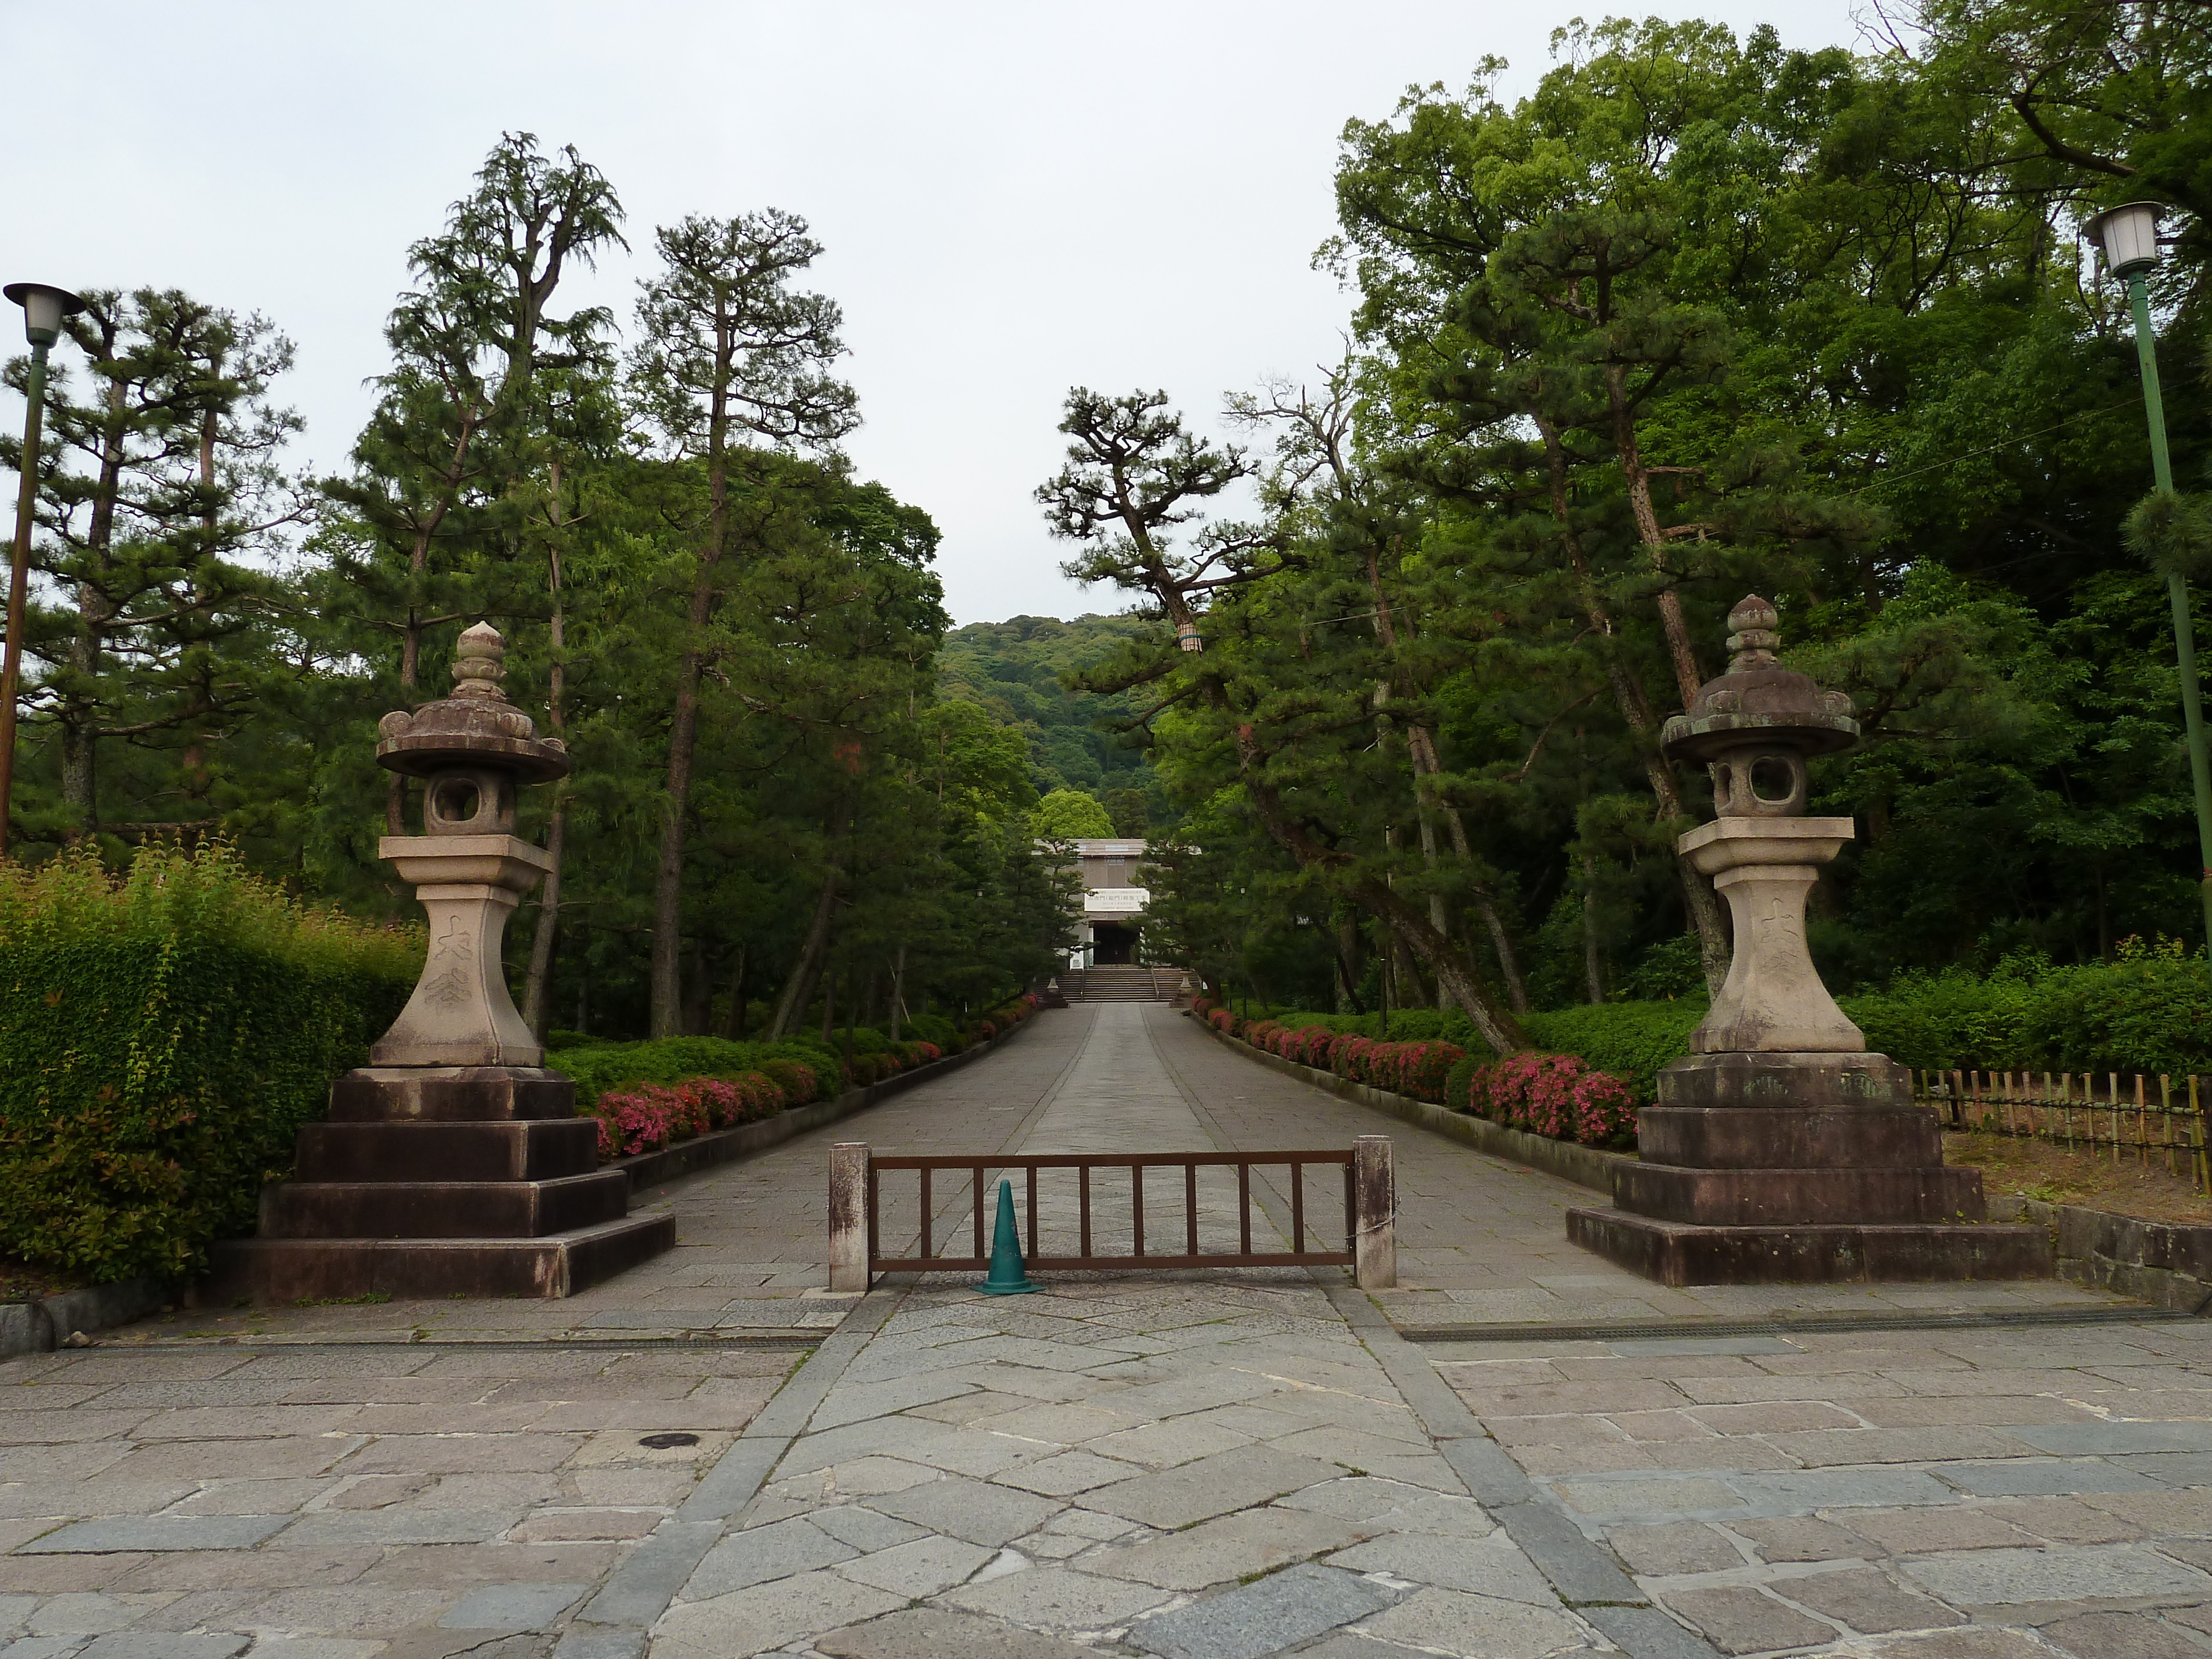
(977, 1178, 1036, 1296)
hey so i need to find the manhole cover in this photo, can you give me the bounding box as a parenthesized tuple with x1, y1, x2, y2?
(638, 1432, 701, 1449)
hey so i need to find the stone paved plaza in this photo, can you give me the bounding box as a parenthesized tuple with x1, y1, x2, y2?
(4, 1003, 2210, 1658)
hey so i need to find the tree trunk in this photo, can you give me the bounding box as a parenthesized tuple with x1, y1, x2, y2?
(1229, 717, 1524, 1052)
(889, 944, 906, 1042)
(1405, 724, 1530, 1014)
(684, 938, 713, 1035)
(1333, 913, 1365, 1014)
(1581, 855, 1606, 1005)
(1534, 412, 1730, 995)
(60, 375, 131, 835)
(520, 461, 568, 1039)
(387, 412, 478, 834)
(1605, 364, 1705, 711)
(649, 326, 738, 1037)
(768, 833, 843, 1041)
(718, 944, 749, 1039)
(1364, 553, 1532, 1016)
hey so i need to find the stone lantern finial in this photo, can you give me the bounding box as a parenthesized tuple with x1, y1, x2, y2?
(451, 621, 508, 701)
(1725, 595, 1780, 670)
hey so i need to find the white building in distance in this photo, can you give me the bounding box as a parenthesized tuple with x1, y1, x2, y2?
(1058, 838, 1148, 966)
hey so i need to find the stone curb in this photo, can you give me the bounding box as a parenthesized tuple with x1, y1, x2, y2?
(1191, 1015, 1629, 1193)
(0, 1276, 171, 1362)
(1991, 1194, 2212, 1313)
(607, 1015, 1040, 1192)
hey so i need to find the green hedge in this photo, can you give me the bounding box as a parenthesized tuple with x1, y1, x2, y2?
(1234, 953, 2211, 1101)
(1840, 959, 2212, 1076)
(0, 846, 420, 1282)
(553, 1021, 972, 1112)
(552, 1035, 841, 1110)
(1520, 1003, 1707, 1102)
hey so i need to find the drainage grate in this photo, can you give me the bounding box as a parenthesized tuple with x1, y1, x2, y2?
(1397, 1305, 2196, 1344)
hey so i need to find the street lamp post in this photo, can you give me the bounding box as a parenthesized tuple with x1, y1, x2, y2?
(2090, 204, 2212, 961)
(0, 282, 85, 859)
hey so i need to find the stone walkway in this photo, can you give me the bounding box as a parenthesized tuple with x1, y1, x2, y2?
(2, 1003, 2206, 1659)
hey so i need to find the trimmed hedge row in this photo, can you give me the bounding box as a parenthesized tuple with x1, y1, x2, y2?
(1235, 1015, 1467, 1102)
(565, 994, 1041, 1161)
(1211, 953, 2212, 1107)
(1200, 998, 1637, 1150)
(1457, 1053, 1639, 1147)
(0, 846, 420, 1282)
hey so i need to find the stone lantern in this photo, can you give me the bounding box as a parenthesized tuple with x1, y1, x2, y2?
(204, 625, 674, 1303)
(1567, 597, 2050, 1285)
(369, 622, 570, 1068)
(1662, 594, 1865, 1057)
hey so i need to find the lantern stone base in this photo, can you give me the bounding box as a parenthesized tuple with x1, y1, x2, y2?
(1567, 1050, 2054, 1286)
(1566, 1210, 2053, 1287)
(204, 1066, 674, 1305)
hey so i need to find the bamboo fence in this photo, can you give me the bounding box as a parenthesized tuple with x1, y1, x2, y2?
(1914, 1070, 2211, 1192)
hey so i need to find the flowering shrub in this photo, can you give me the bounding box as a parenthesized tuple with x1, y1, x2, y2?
(1363, 1040, 1466, 1101)
(589, 1087, 679, 1159)
(676, 1074, 785, 1130)
(1322, 1032, 1366, 1074)
(758, 1058, 819, 1107)
(587, 1070, 793, 1160)
(1460, 1052, 1637, 1147)
(1218, 1014, 1463, 1104)
(900, 1040, 943, 1067)
(961, 993, 1040, 1048)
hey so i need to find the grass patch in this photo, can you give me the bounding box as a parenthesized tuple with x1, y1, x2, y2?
(1944, 1130, 2212, 1225)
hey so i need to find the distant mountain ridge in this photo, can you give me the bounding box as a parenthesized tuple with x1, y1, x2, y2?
(939, 614, 1166, 828)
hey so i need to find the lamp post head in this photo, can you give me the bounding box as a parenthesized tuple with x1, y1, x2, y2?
(2087, 201, 2165, 280)
(3, 283, 86, 348)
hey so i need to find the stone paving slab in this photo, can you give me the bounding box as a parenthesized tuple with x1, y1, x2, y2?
(0, 1018, 1093, 1659)
(1430, 1312, 2212, 1656)
(7, 1000, 2205, 1659)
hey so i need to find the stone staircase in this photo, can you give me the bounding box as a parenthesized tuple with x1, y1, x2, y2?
(1061, 964, 1180, 1002)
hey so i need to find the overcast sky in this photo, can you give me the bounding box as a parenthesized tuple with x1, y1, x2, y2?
(1, 1, 1865, 625)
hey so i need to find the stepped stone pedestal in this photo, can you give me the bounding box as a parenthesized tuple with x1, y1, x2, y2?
(1567, 597, 2051, 1286)
(204, 625, 672, 1305)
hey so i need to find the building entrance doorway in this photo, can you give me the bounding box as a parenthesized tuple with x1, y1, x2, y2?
(1091, 922, 1139, 965)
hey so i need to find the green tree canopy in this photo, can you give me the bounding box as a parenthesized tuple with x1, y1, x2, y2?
(1031, 787, 1114, 840)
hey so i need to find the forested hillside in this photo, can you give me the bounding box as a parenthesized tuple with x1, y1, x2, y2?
(938, 616, 1166, 834)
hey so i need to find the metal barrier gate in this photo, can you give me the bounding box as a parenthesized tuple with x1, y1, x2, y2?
(827, 1138, 1395, 1291)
